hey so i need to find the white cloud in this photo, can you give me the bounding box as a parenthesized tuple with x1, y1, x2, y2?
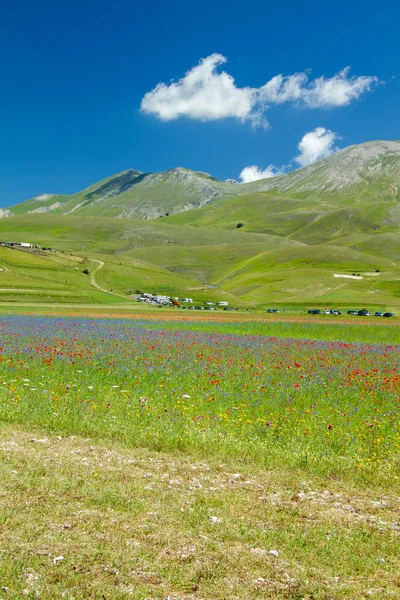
(294, 127, 339, 167)
(257, 73, 308, 104)
(303, 68, 379, 108)
(140, 53, 256, 123)
(239, 164, 286, 183)
(141, 55, 379, 125)
(239, 127, 341, 181)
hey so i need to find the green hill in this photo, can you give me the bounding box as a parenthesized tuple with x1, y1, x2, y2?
(1, 141, 400, 310)
(5, 168, 239, 220)
(4, 140, 400, 222)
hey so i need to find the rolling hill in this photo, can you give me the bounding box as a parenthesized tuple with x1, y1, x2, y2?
(0, 140, 399, 309)
(3, 140, 400, 222)
(4, 168, 239, 220)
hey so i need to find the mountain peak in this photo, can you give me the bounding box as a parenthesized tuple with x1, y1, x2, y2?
(3, 140, 400, 221)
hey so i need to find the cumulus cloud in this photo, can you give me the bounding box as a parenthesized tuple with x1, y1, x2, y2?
(141, 55, 379, 125)
(257, 68, 379, 108)
(239, 164, 286, 183)
(294, 127, 339, 167)
(257, 73, 308, 104)
(239, 127, 340, 181)
(141, 53, 256, 123)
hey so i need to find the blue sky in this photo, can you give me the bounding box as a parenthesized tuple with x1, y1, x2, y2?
(1, 0, 399, 206)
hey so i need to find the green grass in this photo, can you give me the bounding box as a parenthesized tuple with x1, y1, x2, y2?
(1, 425, 399, 599)
(0, 201, 399, 308)
(0, 310, 399, 598)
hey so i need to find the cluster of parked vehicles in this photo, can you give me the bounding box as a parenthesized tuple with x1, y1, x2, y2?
(307, 308, 395, 317)
(308, 309, 342, 315)
(347, 309, 395, 317)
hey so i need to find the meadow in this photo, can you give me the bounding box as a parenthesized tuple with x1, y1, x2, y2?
(0, 312, 399, 599)
(1, 314, 399, 483)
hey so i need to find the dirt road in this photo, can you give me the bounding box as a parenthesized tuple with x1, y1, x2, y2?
(88, 259, 130, 300)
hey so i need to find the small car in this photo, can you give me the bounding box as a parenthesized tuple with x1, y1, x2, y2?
(383, 312, 395, 318)
(267, 308, 279, 313)
(374, 311, 384, 317)
(358, 310, 371, 316)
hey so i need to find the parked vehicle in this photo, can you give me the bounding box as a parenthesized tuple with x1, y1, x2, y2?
(347, 310, 358, 315)
(383, 312, 395, 318)
(267, 308, 279, 313)
(307, 309, 321, 315)
(374, 312, 384, 317)
(358, 309, 371, 316)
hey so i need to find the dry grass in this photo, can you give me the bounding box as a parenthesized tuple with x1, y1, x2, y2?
(0, 424, 399, 599)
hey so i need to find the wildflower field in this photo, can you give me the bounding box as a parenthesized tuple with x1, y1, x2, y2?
(1, 314, 399, 483)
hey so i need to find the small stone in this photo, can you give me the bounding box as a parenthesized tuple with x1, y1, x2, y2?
(53, 556, 64, 565)
(269, 549, 279, 557)
(209, 516, 221, 524)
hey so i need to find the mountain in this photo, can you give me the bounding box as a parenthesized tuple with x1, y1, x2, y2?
(166, 141, 400, 244)
(3, 141, 400, 221)
(5, 168, 239, 220)
(247, 140, 400, 201)
(1, 140, 400, 309)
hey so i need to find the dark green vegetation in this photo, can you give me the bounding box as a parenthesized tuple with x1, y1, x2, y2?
(1, 140, 400, 308)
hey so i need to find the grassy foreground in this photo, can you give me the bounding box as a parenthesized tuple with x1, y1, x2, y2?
(0, 425, 399, 599)
(0, 312, 399, 598)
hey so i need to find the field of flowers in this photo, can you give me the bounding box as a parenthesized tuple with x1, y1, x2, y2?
(0, 315, 399, 482)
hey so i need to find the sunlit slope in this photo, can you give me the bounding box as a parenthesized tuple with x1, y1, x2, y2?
(214, 244, 399, 306)
(0, 245, 111, 303)
(0, 210, 399, 308)
(6, 168, 238, 220)
(5, 141, 400, 222)
(0, 214, 290, 254)
(0, 243, 210, 304)
(165, 189, 400, 253)
(166, 191, 330, 234)
(0, 214, 301, 304)
(246, 140, 400, 201)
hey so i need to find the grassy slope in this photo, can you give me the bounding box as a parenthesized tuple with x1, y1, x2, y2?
(165, 191, 397, 242)
(2, 425, 398, 599)
(7, 168, 240, 219)
(0, 203, 399, 308)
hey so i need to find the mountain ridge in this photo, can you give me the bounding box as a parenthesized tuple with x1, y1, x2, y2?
(3, 140, 400, 221)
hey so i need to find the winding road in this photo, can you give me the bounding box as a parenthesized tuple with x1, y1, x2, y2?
(88, 259, 130, 300)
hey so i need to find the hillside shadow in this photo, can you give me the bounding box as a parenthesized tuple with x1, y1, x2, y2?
(84, 172, 151, 201)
